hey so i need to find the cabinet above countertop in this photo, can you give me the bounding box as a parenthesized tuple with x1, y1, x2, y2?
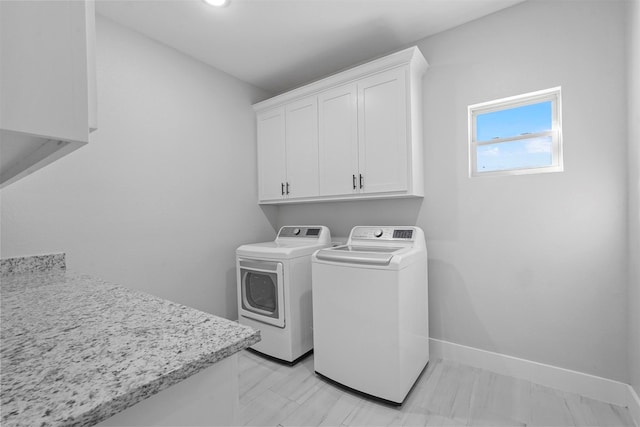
(0, 0, 97, 189)
(253, 46, 428, 205)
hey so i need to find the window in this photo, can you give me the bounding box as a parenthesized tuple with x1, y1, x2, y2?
(468, 87, 563, 177)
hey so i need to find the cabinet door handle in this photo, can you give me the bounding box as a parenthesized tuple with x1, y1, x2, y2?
(359, 174, 364, 189)
(281, 183, 285, 196)
(352, 174, 356, 190)
(286, 182, 290, 195)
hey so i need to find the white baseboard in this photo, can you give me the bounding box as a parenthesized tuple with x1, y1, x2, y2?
(429, 338, 630, 408)
(628, 385, 640, 427)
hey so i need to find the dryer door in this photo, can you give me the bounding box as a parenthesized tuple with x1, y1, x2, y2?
(238, 259, 285, 328)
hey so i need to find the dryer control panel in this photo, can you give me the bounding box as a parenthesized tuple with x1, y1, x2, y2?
(278, 226, 326, 239)
(350, 226, 416, 241)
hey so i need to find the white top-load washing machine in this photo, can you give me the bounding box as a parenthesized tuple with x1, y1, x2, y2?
(311, 226, 429, 404)
(236, 226, 331, 363)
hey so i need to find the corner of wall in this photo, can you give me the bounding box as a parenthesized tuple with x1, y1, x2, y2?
(628, 0, 640, 407)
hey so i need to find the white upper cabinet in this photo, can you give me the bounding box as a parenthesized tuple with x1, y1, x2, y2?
(254, 46, 428, 204)
(257, 108, 287, 201)
(257, 96, 319, 202)
(285, 96, 319, 199)
(357, 67, 408, 195)
(0, 0, 97, 188)
(318, 84, 358, 197)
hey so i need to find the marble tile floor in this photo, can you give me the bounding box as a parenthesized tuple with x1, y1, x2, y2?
(238, 350, 635, 427)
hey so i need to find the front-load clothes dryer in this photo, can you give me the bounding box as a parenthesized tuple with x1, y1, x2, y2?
(311, 226, 429, 404)
(236, 226, 331, 364)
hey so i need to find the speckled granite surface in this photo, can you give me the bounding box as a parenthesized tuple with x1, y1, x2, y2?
(1, 256, 260, 427)
(0, 253, 66, 275)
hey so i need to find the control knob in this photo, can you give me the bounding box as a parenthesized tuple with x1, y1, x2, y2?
(374, 229, 383, 238)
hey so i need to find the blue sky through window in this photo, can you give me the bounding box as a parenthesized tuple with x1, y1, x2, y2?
(477, 136, 553, 172)
(475, 100, 553, 172)
(476, 101, 552, 141)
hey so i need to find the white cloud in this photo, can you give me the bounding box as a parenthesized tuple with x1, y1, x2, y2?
(525, 137, 552, 153)
(482, 146, 500, 156)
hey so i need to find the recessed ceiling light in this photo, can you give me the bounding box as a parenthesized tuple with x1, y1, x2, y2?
(203, 0, 230, 7)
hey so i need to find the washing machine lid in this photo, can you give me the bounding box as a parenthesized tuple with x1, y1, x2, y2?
(314, 245, 407, 266)
(313, 226, 426, 267)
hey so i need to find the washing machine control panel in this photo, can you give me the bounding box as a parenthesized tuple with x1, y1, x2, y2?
(278, 226, 323, 238)
(350, 226, 415, 241)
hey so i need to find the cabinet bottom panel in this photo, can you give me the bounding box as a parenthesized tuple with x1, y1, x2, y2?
(258, 191, 424, 205)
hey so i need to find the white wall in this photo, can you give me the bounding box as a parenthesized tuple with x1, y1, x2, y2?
(0, 16, 277, 320)
(278, 0, 629, 382)
(628, 0, 640, 396)
(1, 0, 632, 386)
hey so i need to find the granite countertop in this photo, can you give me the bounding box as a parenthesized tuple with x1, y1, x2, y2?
(0, 254, 260, 427)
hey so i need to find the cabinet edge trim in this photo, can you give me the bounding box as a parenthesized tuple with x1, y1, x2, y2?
(258, 192, 425, 205)
(253, 46, 428, 112)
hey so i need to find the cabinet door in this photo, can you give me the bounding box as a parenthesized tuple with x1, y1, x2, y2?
(257, 108, 287, 201)
(285, 96, 319, 198)
(318, 84, 359, 196)
(0, 0, 93, 142)
(357, 68, 408, 194)
(0, 0, 97, 188)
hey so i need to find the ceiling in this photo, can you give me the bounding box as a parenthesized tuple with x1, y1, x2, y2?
(96, 0, 525, 96)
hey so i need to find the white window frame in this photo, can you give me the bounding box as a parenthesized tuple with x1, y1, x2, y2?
(468, 87, 563, 177)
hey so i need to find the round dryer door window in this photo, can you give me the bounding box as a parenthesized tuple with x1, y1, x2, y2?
(244, 271, 278, 314)
(238, 259, 285, 328)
